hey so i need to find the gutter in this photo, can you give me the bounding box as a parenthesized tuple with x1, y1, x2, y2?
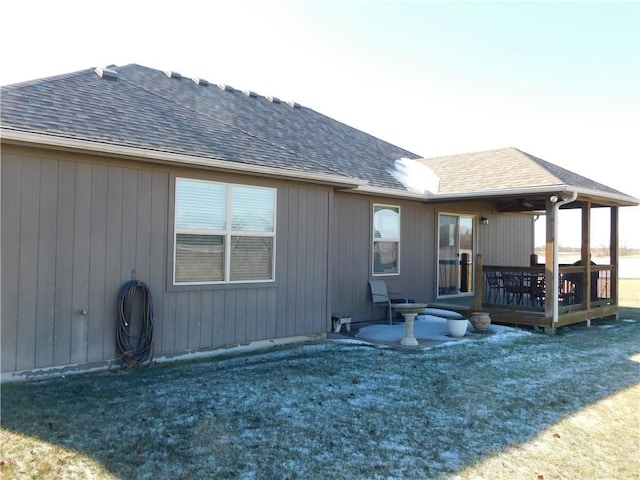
(418, 186, 638, 207)
(550, 191, 578, 324)
(0, 129, 368, 189)
(352, 183, 638, 207)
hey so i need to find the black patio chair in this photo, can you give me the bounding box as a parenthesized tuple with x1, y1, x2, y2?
(485, 271, 503, 303)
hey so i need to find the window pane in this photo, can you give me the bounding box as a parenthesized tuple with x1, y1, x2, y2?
(230, 236, 273, 281)
(373, 206, 399, 239)
(176, 179, 226, 230)
(175, 234, 224, 282)
(459, 216, 473, 251)
(232, 186, 275, 232)
(373, 241, 398, 274)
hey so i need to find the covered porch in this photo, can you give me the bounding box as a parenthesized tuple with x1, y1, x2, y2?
(474, 195, 624, 333)
(420, 148, 637, 333)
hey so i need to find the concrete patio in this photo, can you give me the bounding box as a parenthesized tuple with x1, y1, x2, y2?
(329, 314, 517, 348)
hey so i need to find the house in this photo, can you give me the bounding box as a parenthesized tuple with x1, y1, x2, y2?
(1, 64, 637, 380)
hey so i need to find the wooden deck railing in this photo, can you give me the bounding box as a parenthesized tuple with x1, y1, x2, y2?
(478, 263, 614, 313)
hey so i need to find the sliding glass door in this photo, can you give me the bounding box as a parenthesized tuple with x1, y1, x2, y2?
(438, 214, 475, 296)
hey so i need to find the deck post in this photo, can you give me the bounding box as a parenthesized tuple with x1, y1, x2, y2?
(544, 199, 556, 331)
(475, 254, 484, 311)
(610, 206, 619, 319)
(582, 202, 592, 326)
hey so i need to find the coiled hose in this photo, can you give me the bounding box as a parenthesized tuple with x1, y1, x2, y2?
(116, 280, 154, 368)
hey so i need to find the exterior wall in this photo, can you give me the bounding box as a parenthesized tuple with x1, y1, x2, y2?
(1, 147, 330, 376)
(331, 192, 437, 323)
(330, 194, 535, 322)
(1, 145, 535, 376)
(477, 212, 535, 266)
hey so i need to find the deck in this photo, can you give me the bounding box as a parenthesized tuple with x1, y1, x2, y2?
(476, 262, 618, 331)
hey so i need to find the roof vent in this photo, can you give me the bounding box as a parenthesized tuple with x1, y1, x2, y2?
(243, 90, 257, 98)
(287, 101, 301, 109)
(164, 70, 182, 79)
(217, 84, 235, 92)
(94, 67, 118, 80)
(267, 96, 281, 104)
(192, 77, 210, 86)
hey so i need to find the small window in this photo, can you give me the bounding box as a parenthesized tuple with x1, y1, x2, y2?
(372, 204, 400, 275)
(174, 178, 276, 284)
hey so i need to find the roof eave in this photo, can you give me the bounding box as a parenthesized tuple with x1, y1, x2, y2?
(1, 128, 368, 190)
(427, 186, 639, 207)
(351, 183, 638, 207)
(351, 184, 434, 200)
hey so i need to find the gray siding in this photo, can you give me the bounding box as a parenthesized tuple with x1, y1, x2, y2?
(1, 148, 330, 375)
(330, 193, 438, 323)
(1, 146, 533, 376)
(478, 212, 535, 266)
(330, 195, 535, 323)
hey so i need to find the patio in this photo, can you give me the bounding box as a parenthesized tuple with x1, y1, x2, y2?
(330, 315, 517, 348)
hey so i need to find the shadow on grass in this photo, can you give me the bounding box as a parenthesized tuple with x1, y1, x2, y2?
(619, 306, 640, 321)
(2, 319, 639, 479)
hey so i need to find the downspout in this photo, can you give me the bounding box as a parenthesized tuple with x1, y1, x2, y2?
(550, 191, 578, 324)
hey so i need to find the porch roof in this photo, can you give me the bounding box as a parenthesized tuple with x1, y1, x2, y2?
(418, 147, 638, 208)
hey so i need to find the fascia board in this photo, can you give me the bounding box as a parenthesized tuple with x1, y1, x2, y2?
(352, 184, 638, 207)
(1, 128, 368, 189)
(427, 186, 638, 206)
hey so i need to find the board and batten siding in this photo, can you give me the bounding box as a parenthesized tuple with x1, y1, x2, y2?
(330, 195, 535, 323)
(1, 148, 330, 376)
(478, 212, 535, 266)
(330, 192, 438, 323)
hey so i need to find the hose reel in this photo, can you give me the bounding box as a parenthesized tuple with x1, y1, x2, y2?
(116, 280, 154, 368)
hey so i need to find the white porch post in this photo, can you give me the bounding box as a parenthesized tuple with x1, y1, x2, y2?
(546, 193, 577, 332)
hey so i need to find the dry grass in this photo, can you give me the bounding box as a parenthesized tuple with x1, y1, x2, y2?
(453, 383, 640, 480)
(1, 320, 639, 479)
(619, 278, 640, 308)
(0, 432, 115, 479)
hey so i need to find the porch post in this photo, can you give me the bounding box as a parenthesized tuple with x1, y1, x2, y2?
(610, 206, 619, 316)
(544, 199, 556, 333)
(475, 254, 484, 311)
(581, 201, 592, 325)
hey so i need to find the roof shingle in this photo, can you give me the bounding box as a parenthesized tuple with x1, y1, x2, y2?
(1, 64, 419, 188)
(1, 64, 636, 205)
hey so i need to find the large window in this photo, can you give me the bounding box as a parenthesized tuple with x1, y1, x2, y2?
(438, 213, 474, 296)
(372, 204, 400, 275)
(174, 178, 276, 284)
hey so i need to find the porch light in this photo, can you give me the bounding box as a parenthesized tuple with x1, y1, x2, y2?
(480, 216, 489, 225)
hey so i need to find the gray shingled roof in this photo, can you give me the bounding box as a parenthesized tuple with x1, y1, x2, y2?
(420, 147, 635, 203)
(0, 64, 419, 189)
(1, 64, 636, 205)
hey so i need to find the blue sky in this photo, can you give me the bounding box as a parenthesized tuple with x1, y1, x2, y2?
(2, 0, 639, 247)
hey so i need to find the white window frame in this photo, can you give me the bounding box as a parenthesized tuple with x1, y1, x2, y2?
(372, 203, 401, 276)
(173, 177, 276, 285)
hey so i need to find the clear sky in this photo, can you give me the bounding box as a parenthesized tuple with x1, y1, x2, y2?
(2, 0, 639, 248)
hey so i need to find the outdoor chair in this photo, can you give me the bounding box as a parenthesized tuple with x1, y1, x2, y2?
(530, 274, 546, 307)
(368, 280, 411, 324)
(485, 271, 503, 303)
(502, 273, 526, 305)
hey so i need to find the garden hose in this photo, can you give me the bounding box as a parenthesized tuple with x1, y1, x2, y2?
(116, 280, 154, 368)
